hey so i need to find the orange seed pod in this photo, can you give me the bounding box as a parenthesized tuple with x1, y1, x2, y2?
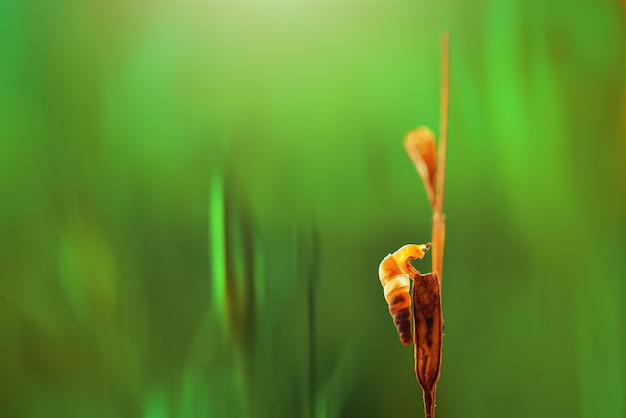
(404, 127, 437, 208)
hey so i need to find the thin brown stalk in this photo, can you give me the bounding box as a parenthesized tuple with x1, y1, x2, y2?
(432, 32, 449, 280)
(413, 32, 449, 418)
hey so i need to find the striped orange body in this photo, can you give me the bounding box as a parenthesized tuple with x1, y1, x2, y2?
(378, 244, 431, 345)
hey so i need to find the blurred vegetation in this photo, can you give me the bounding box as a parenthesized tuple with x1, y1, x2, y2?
(0, 1, 624, 418)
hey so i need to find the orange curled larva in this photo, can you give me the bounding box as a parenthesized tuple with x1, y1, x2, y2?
(378, 243, 431, 345)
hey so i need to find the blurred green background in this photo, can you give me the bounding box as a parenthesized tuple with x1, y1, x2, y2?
(1, 1, 625, 417)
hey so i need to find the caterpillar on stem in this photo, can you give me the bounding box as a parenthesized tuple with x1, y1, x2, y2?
(378, 243, 431, 345)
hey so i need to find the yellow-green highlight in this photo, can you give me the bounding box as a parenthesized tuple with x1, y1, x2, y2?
(209, 172, 227, 324)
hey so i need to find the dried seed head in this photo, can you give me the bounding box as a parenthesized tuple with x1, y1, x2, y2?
(404, 127, 437, 208)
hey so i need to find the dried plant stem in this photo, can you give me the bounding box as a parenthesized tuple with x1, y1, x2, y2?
(414, 32, 449, 418)
(386, 31, 450, 418)
(432, 32, 449, 280)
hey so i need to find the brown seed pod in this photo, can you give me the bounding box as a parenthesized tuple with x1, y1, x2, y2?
(412, 271, 443, 418)
(378, 244, 431, 345)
